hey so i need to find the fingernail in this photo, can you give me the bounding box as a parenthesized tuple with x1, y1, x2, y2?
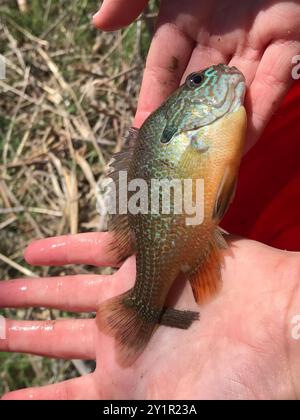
(0, 316, 6, 340)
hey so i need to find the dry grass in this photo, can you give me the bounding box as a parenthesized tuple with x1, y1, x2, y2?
(0, 0, 157, 392)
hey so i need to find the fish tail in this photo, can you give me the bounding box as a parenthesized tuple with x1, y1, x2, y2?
(96, 290, 156, 367)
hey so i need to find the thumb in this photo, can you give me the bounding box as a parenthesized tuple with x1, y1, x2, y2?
(93, 0, 150, 31)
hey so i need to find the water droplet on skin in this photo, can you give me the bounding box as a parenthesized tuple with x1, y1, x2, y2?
(50, 241, 67, 250)
(9, 322, 55, 334)
(86, 277, 103, 288)
(43, 324, 54, 333)
(56, 280, 63, 294)
(9, 324, 40, 333)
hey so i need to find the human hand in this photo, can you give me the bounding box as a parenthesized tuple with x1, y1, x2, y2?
(0, 234, 300, 399)
(93, 0, 300, 151)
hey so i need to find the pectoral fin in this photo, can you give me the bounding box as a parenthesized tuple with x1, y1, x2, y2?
(191, 136, 210, 153)
(213, 166, 237, 222)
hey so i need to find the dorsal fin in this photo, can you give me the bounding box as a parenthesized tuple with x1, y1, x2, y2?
(124, 127, 139, 148)
(108, 127, 139, 179)
(106, 127, 139, 263)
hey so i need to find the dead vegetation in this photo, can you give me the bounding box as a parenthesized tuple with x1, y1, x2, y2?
(0, 0, 157, 392)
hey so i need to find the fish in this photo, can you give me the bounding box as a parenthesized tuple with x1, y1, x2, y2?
(96, 63, 247, 366)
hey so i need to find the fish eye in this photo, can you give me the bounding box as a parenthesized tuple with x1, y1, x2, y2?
(186, 72, 204, 89)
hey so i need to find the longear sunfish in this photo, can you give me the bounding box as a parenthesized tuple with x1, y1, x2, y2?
(96, 64, 247, 366)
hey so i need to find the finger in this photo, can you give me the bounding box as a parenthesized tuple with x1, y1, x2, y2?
(1, 374, 101, 400)
(229, 46, 261, 90)
(134, 21, 194, 126)
(24, 232, 116, 267)
(93, 0, 149, 31)
(229, 46, 263, 154)
(0, 318, 96, 360)
(0, 257, 136, 312)
(0, 274, 110, 312)
(246, 40, 299, 152)
(182, 43, 228, 82)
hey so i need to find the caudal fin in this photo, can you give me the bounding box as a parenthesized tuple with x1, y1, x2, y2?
(96, 291, 156, 367)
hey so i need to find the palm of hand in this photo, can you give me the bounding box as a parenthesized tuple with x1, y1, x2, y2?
(95, 238, 300, 400)
(1, 234, 299, 399)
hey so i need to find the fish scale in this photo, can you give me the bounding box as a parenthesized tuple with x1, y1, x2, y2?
(96, 63, 247, 366)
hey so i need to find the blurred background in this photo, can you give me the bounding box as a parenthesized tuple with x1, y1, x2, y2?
(0, 0, 157, 393)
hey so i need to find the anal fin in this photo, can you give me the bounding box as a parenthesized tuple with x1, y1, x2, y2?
(187, 231, 225, 304)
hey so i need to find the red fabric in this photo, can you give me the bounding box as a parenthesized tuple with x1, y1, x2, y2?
(221, 82, 300, 251)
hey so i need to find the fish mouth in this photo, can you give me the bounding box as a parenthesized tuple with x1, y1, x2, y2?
(228, 79, 246, 113)
(215, 63, 245, 82)
(218, 64, 246, 113)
